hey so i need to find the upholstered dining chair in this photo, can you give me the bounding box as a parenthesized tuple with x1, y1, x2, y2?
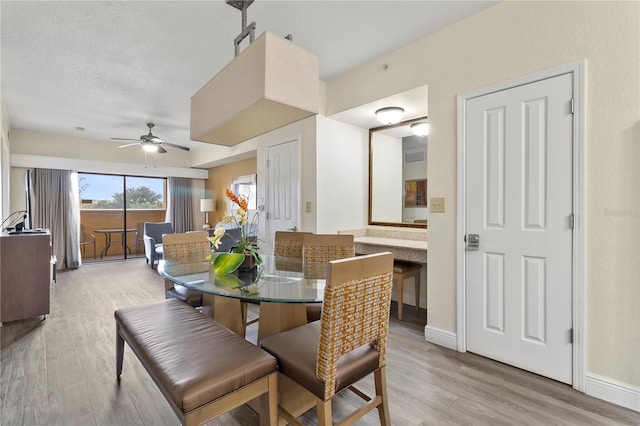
(260, 252, 394, 426)
(302, 233, 355, 278)
(161, 231, 208, 308)
(301, 233, 355, 322)
(273, 231, 312, 271)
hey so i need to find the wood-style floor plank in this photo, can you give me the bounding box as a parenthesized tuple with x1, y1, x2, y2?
(0, 258, 638, 426)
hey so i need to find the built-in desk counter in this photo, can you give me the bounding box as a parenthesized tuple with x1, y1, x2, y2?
(339, 227, 427, 264)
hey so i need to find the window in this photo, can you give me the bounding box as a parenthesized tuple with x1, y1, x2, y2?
(231, 174, 257, 210)
(79, 173, 165, 210)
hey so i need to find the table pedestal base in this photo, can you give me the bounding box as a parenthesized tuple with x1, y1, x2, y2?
(257, 302, 307, 343)
(202, 294, 247, 337)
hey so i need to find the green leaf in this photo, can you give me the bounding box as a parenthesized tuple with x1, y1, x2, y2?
(213, 253, 244, 275)
(214, 273, 244, 289)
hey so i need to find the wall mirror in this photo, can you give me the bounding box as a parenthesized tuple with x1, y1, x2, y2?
(369, 116, 428, 228)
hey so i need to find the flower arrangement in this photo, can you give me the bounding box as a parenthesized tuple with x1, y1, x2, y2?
(208, 188, 262, 274)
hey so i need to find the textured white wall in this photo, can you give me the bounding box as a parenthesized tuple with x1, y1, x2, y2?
(315, 115, 368, 233)
(326, 1, 640, 388)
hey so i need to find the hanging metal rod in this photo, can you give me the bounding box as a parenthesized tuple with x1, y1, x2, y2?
(226, 0, 256, 57)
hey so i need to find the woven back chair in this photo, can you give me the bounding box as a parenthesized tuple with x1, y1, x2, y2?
(260, 252, 394, 426)
(162, 231, 210, 264)
(161, 231, 209, 308)
(302, 234, 355, 279)
(274, 231, 313, 258)
(274, 231, 312, 272)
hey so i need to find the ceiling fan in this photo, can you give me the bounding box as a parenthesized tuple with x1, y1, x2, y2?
(111, 122, 190, 154)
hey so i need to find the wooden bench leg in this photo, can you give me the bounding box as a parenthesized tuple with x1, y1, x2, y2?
(396, 277, 404, 321)
(415, 270, 421, 312)
(259, 372, 278, 426)
(116, 324, 124, 379)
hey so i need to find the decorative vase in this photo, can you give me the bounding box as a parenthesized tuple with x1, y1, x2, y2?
(238, 254, 256, 270)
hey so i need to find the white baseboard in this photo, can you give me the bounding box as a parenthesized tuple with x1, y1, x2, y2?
(585, 374, 640, 412)
(424, 325, 457, 350)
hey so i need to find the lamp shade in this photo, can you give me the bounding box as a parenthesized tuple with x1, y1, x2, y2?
(410, 122, 430, 136)
(200, 198, 214, 212)
(375, 107, 405, 125)
(191, 32, 319, 146)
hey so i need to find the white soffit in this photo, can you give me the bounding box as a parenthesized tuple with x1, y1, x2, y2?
(328, 85, 428, 130)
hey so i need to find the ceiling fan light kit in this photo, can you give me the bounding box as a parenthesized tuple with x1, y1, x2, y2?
(142, 143, 159, 153)
(112, 122, 189, 154)
(190, 1, 319, 147)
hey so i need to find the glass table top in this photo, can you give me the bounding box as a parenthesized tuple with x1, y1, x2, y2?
(158, 255, 326, 304)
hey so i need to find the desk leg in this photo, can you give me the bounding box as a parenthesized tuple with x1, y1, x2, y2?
(257, 302, 307, 343)
(201, 294, 246, 337)
(122, 231, 132, 255)
(99, 233, 111, 259)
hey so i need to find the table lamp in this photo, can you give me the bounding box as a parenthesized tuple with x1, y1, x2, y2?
(200, 198, 215, 229)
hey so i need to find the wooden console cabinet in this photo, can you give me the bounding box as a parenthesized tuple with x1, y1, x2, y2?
(0, 230, 51, 324)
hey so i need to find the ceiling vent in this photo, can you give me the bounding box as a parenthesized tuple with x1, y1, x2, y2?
(405, 151, 425, 164)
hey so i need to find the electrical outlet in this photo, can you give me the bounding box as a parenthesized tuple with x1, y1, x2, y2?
(430, 197, 445, 213)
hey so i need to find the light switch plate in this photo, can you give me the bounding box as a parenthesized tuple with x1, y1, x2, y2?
(305, 201, 312, 213)
(430, 197, 445, 213)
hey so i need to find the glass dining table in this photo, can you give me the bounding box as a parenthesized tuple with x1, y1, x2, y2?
(158, 255, 325, 342)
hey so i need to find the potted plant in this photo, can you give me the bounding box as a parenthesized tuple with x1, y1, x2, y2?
(208, 188, 262, 274)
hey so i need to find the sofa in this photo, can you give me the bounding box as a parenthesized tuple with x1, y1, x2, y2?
(143, 222, 174, 269)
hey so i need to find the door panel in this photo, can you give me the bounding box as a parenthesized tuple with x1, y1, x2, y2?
(466, 73, 573, 384)
(266, 140, 300, 247)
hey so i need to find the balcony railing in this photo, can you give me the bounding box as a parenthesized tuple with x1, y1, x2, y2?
(80, 209, 166, 262)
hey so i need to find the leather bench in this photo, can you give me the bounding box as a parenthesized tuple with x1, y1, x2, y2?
(115, 299, 277, 426)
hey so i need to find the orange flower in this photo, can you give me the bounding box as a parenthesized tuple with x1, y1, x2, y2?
(225, 187, 248, 211)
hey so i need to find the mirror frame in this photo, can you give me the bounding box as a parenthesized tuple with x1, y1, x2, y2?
(369, 116, 428, 229)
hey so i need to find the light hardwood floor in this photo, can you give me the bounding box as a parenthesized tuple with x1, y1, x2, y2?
(1, 259, 637, 425)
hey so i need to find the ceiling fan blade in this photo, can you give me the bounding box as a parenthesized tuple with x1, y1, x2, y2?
(117, 143, 140, 148)
(157, 146, 167, 154)
(111, 137, 140, 141)
(161, 142, 190, 152)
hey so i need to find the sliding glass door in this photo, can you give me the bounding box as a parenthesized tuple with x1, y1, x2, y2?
(79, 173, 166, 262)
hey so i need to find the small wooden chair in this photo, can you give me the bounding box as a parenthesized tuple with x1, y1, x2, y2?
(79, 224, 96, 260)
(260, 252, 394, 426)
(393, 261, 422, 320)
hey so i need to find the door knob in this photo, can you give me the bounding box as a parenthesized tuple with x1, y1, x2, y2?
(466, 234, 480, 248)
(286, 226, 297, 232)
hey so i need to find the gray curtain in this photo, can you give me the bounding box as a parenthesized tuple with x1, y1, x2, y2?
(31, 168, 81, 269)
(165, 177, 194, 233)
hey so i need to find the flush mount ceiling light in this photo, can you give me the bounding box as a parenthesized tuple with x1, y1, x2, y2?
(375, 107, 405, 125)
(410, 122, 430, 137)
(191, 0, 319, 147)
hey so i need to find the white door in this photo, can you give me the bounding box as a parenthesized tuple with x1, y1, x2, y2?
(266, 139, 300, 249)
(465, 73, 573, 384)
